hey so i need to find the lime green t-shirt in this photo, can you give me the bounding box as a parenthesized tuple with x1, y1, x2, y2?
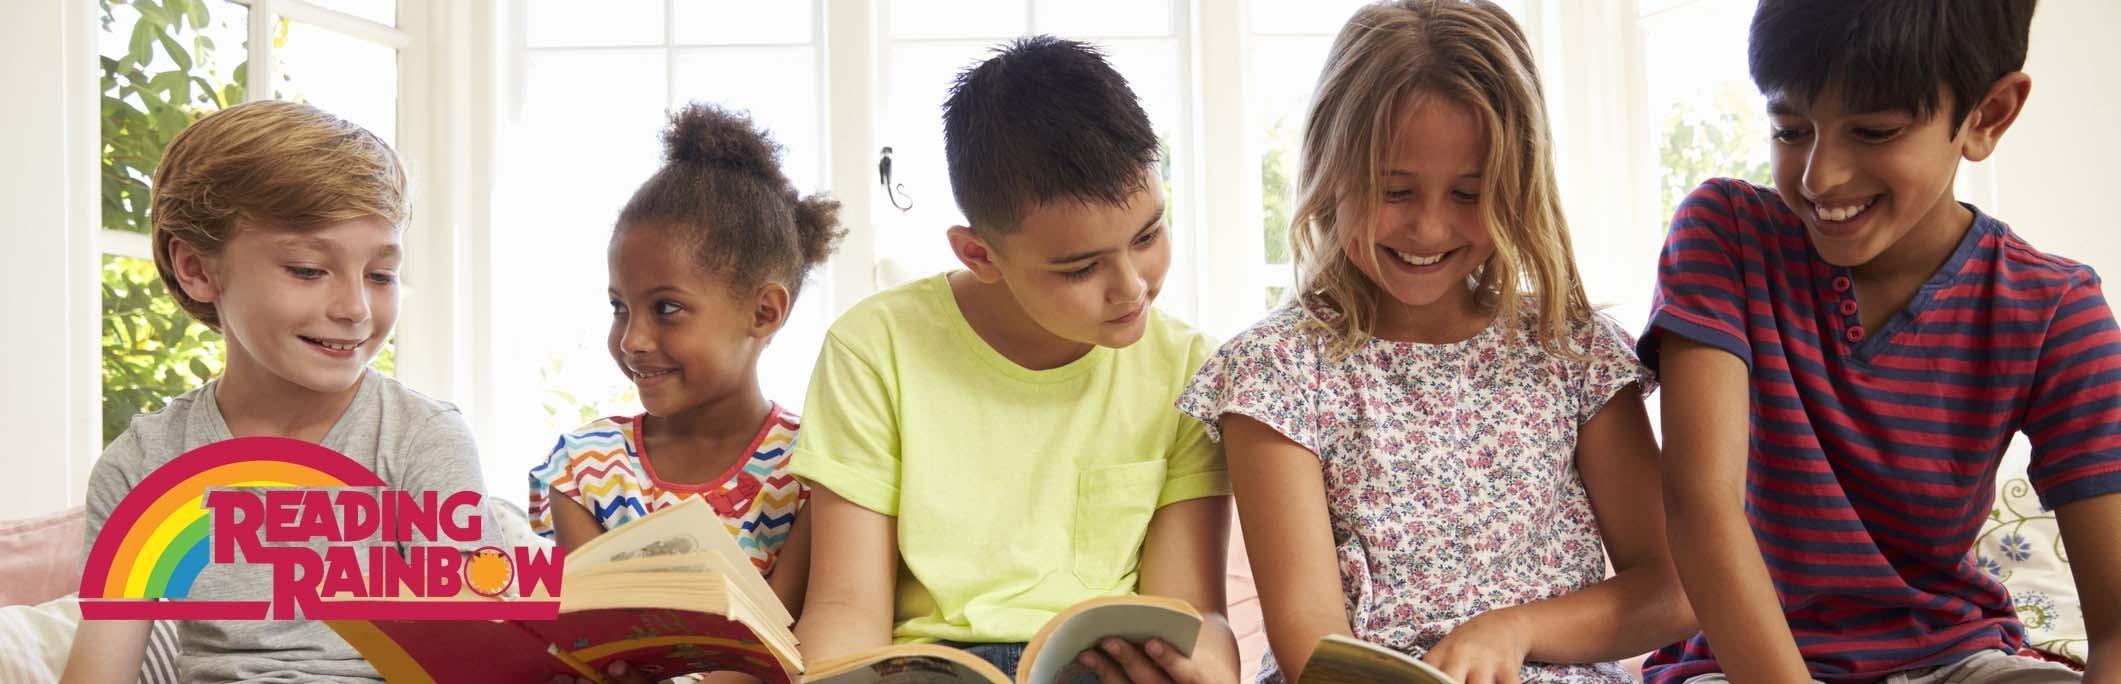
(791, 273, 1229, 644)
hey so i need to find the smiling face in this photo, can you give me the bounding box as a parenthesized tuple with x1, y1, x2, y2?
(1338, 94, 1496, 328)
(606, 223, 774, 417)
(182, 216, 401, 397)
(1766, 82, 1974, 270)
(970, 174, 1171, 350)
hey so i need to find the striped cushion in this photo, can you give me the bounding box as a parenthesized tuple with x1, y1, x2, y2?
(137, 618, 181, 684)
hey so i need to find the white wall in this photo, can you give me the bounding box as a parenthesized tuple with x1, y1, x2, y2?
(1966, 0, 2121, 279)
(0, 0, 101, 521)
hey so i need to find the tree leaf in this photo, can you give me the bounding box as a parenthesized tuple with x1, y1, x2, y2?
(157, 30, 192, 72)
(134, 0, 168, 27)
(126, 18, 156, 67)
(160, 318, 186, 347)
(155, 106, 186, 140)
(184, 0, 208, 30)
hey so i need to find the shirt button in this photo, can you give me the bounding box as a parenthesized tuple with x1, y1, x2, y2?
(1832, 276, 1852, 292)
(1839, 300, 1859, 316)
(1847, 326, 1867, 343)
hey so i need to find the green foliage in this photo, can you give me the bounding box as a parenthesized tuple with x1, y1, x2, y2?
(99, 256, 397, 443)
(100, 0, 242, 444)
(1657, 85, 1775, 225)
(100, 256, 222, 441)
(538, 352, 623, 430)
(100, 0, 244, 236)
(1261, 116, 1297, 265)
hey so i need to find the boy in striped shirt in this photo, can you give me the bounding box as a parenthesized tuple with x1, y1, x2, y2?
(1638, 1, 2121, 682)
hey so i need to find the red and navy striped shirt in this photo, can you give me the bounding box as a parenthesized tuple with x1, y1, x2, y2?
(1637, 179, 2121, 682)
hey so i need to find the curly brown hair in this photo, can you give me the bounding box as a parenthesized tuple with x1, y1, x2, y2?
(617, 103, 846, 300)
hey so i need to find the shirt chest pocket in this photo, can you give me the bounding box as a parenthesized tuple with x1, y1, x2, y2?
(1071, 459, 1168, 589)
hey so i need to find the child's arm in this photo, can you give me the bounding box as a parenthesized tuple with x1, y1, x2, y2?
(1220, 414, 1351, 681)
(790, 486, 898, 661)
(549, 495, 605, 552)
(2057, 492, 2121, 681)
(58, 619, 151, 684)
(765, 510, 812, 618)
(1658, 337, 1809, 681)
(1421, 384, 1694, 676)
(1076, 496, 1240, 684)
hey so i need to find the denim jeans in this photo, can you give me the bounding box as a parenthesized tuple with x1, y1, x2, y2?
(939, 641, 1027, 678)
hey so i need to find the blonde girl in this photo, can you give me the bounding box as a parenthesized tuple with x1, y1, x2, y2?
(1179, 2, 1694, 682)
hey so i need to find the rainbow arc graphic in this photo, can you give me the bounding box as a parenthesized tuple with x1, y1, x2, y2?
(78, 437, 383, 616)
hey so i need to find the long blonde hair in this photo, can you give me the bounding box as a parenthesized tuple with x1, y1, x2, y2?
(1288, 0, 1589, 361)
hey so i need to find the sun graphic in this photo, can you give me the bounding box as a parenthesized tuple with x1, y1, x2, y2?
(462, 547, 515, 597)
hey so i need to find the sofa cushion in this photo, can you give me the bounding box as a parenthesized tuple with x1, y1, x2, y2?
(1977, 442, 2088, 663)
(0, 594, 181, 684)
(0, 506, 86, 607)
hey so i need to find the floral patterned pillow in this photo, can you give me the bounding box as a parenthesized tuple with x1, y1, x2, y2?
(1977, 473, 2087, 662)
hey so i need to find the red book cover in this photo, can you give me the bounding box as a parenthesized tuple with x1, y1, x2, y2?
(329, 619, 588, 683)
(523, 608, 794, 684)
(330, 608, 794, 684)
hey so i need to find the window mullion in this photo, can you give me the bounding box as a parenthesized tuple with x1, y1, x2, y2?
(663, 0, 677, 107)
(824, 0, 880, 315)
(248, 0, 275, 101)
(274, 0, 411, 48)
(99, 229, 153, 261)
(1195, 0, 1260, 338)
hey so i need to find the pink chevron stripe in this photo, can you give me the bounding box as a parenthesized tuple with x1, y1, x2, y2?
(567, 453, 636, 479)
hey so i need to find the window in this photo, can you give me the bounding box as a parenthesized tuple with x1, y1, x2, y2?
(1247, 0, 1376, 311)
(97, 0, 407, 444)
(1625, 0, 1770, 329)
(1642, 0, 1771, 222)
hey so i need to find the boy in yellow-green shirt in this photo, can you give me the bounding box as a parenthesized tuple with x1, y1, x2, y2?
(790, 36, 1237, 683)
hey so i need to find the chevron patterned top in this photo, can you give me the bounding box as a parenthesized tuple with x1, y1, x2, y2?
(528, 404, 806, 574)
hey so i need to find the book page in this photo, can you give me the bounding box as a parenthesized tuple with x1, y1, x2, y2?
(804, 644, 1008, 684)
(567, 497, 794, 627)
(532, 607, 796, 684)
(1020, 598, 1202, 684)
(1296, 634, 1456, 684)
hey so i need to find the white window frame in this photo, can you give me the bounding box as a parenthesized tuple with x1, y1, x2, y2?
(23, 0, 106, 519)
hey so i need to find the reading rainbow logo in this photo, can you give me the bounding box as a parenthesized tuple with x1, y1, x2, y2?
(77, 437, 386, 620)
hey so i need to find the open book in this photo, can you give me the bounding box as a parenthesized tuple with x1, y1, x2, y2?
(328, 497, 801, 684)
(1296, 634, 1457, 684)
(804, 595, 1203, 684)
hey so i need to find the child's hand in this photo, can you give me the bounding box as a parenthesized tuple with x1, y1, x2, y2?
(1422, 611, 1532, 684)
(1075, 637, 1220, 684)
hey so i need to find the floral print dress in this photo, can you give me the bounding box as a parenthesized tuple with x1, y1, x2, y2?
(1178, 304, 1653, 683)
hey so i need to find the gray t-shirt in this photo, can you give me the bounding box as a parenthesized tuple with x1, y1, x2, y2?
(83, 370, 499, 684)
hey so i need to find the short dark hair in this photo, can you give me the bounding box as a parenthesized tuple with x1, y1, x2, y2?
(619, 102, 846, 300)
(1749, 0, 2036, 130)
(942, 35, 1160, 234)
